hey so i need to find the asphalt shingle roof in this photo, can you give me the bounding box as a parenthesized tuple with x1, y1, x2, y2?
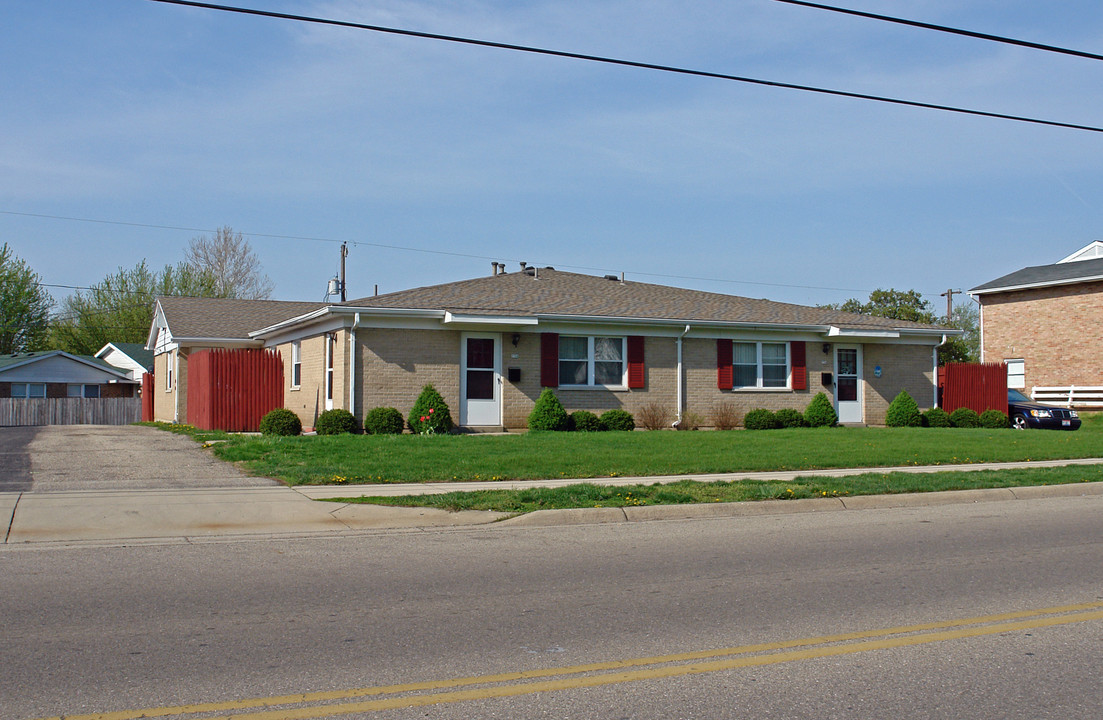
(344, 269, 944, 331)
(156, 297, 326, 340)
(971, 257, 1103, 294)
(102, 341, 154, 369)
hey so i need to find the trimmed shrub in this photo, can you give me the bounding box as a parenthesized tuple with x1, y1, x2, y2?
(743, 408, 779, 430)
(804, 392, 838, 428)
(528, 388, 569, 431)
(259, 408, 302, 436)
(711, 402, 739, 431)
(364, 406, 404, 435)
(775, 408, 807, 429)
(979, 409, 1010, 429)
(949, 407, 980, 428)
(408, 384, 454, 435)
(600, 409, 636, 432)
(315, 408, 357, 435)
(885, 391, 922, 428)
(637, 402, 672, 431)
(570, 410, 603, 432)
(922, 407, 951, 428)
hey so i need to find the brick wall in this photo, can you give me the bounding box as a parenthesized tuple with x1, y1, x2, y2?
(981, 282, 1103, 389)
(357, 328, 462, 425)
(152, 351, 174, 422)
(280, 333, 340, 430)
(863, 344, 935, 425)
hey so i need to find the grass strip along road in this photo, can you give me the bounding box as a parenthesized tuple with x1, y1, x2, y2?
(162, 414, 1103, 486)
(30, 602, 1103, 720)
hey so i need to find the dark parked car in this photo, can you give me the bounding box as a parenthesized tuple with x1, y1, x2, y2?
(1007, 389, 1081, 430)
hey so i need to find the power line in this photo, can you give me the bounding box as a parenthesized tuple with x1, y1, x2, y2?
(145, 0, 1103, 134)
(772, 0, 1103, 62)
(4, 209, 873, 295)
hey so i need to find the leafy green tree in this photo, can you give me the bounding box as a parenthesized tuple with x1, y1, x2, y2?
(824, 288, 937, 324)
(50, 260, 221, 356)
(0, 243, 53, 353)
(937, 303, 980, 364)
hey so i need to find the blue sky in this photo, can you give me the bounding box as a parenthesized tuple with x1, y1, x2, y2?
(3, 0, 1102, 313)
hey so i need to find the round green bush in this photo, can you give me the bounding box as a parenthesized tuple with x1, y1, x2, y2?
(743, 408, 779, 430)
(775, 408, 807, 428)
(259, 408, 302, 436)
(804, 392, 838, 428)
(570, 410, 603, 432)
(315, 408, 357, 435)
(599, 409, 635, 432)
(528, 388, 569, 431)
(922, 407, 951, 428)
(949, 407, 980, 428)
(408, 384, 454, 434)
(885, 390, 922, 427)
(979, 409, 1010, 429)
(364, 406, 404, 435)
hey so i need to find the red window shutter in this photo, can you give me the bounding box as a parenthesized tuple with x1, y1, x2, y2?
(790, 341, 807, 390)
(540, 333, 559, 387)
(627, 336, 645, 389)
(717, 339, 733, 390)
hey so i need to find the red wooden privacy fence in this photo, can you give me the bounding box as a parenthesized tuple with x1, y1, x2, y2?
(141, 372, 154, 422)
(187, 348, 284, 432)
(938, 362, 1007, 414)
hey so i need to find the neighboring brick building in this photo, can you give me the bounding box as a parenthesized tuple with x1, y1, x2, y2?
(147, 268, 954, 430)
(971, 242, 1103, 394)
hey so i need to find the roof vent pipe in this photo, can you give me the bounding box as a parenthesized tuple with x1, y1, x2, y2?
(620, 272, 625, 282)
(491, 262, 499, 276)
(520, 261, 527, 271)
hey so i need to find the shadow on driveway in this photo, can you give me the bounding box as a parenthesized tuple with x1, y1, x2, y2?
(0, 426, 37, 492)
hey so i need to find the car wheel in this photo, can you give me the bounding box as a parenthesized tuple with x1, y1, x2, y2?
(1011, 414, 1029, 430)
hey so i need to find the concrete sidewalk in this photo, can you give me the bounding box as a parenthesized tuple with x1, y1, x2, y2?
(4, 459, 1103, 546)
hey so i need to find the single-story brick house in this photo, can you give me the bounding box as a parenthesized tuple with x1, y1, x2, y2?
(970, 241, 1103, 395)
(146, 267, 955, 430)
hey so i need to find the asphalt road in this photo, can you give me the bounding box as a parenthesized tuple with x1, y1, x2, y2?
(0, 425, 274, 491)
(3, 494, 1101, 719)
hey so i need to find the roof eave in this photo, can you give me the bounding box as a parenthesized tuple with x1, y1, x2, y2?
(971, 273, 1103, 296)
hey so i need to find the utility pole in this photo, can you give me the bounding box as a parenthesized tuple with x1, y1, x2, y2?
(339, 242, 348, 302)
(940, 288, 960, 321)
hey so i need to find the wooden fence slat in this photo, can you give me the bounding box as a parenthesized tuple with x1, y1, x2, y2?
(0, 398, 142, 426)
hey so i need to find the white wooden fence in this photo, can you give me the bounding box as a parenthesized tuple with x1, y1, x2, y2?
(1032, 386, 1103, 409)
(0, 398, 142, 426)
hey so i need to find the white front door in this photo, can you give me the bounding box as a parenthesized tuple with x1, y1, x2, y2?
(460, 334, 501, 426)
(324, 333, 335, 411)
(834, 345, 862, 423)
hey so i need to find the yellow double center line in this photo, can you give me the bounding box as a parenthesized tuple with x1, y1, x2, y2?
(35, 601, 1103, 720)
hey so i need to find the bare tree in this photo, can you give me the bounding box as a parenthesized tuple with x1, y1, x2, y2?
(184, 226, 274, 299)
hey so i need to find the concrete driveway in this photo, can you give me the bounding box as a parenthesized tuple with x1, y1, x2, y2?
(0, 425, 276, 492)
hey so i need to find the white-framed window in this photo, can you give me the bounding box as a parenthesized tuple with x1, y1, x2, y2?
(1005, 359, 1025, 390)
(67, 384, 101, 398)
(11, 383, 46, 398)
(166, 352, 174, 391)
(732, 341, 789, 389)
(559, 336, 625, 387)
(291, 340, 302, 388)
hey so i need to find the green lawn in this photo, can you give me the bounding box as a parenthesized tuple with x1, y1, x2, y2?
(331, 465, 1103, 513)
(189, 413, 1103, 486)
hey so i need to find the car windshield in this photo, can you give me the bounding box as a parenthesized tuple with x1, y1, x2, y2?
(1008, 389, 1031, 402)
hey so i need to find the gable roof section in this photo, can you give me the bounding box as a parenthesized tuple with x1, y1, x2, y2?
(0, 351, 135, 381)
(96, 342, 154, 370)
(341, 269, 945, 332)
(152, 297, 326, 344)
(970, 256, 1103, 296)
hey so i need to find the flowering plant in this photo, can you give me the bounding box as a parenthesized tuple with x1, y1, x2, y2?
(407, 384, 454, 435)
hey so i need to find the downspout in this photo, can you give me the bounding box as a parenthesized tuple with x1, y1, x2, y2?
(173, 349, 180, 423)
(675, 325, 691, 426)
(933, 334, 946, 408)
(349, 312, 361, 419)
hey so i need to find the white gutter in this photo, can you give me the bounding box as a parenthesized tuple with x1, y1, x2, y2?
(349, 312, 361, 418)
(675, 324, 690, 426)
(970, 273, 1103, 295)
